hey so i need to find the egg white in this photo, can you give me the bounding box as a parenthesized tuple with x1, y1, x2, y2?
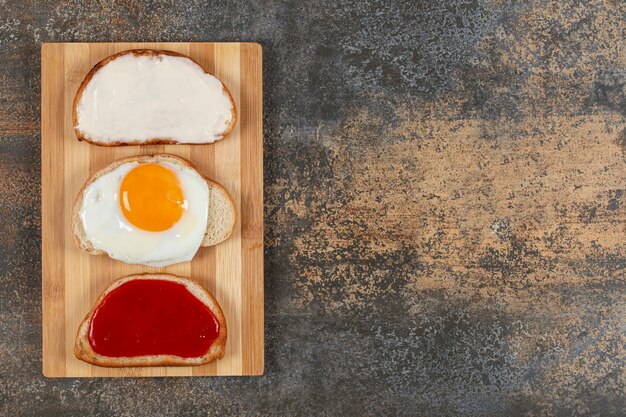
(79, 161, 209, 267)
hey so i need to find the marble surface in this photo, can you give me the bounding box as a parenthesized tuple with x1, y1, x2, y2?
(0, 0, 624, 415)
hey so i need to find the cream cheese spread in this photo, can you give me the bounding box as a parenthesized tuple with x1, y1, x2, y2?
(75, 52, 234, 144)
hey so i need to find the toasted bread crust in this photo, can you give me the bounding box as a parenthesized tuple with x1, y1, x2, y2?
(72, 154, 237, 258)
(73, 49, 237, 146)
(74, 273, 227, 367)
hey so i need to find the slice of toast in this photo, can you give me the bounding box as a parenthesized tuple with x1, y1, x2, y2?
(72, 154, 236, 258)
(73, 49, 236, 146)
(75, 273, 227, 367)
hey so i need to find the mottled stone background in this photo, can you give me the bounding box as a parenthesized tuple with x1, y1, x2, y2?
(0, 0, 624, 416)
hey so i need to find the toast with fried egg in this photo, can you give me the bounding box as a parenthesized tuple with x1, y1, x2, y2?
(72, 154, 236, 266)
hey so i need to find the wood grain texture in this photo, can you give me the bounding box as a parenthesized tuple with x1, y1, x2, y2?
(41, 42, 264, 377)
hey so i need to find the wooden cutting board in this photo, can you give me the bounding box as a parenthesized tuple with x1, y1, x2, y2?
(41, 42, 263, 377)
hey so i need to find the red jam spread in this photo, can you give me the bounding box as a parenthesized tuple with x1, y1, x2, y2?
(88, 279, 219, 358)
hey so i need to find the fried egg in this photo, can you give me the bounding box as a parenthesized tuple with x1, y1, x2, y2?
(79, 161, 209, 267)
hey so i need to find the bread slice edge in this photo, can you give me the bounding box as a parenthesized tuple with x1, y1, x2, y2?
(73, 49, 237, 146)
(74, 273, 228, 367)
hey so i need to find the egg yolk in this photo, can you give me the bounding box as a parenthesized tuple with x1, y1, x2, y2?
(119, 164, 185, 232)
